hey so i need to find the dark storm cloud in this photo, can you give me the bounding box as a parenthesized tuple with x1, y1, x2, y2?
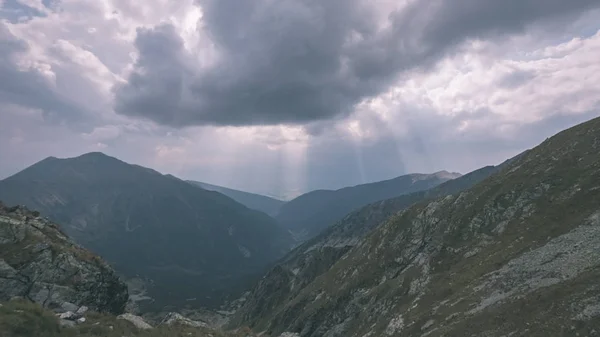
(0, 22, 82, 123)
(113, 0, 600, 128)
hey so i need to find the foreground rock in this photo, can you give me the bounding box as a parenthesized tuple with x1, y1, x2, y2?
(245, 116, 600, 336)
(0, 203, 128, 314)
(118, 313, 153, 329)
(161, 312, 210, 328)
(1, 299, 263, 337)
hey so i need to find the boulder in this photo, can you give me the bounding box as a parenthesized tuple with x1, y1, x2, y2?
(60, 302, 79, 313)
(161, 312, 209, 328)
(117, 313, 153, 329)
(59, 311, 76, 320)
(76, 306, 88, 315)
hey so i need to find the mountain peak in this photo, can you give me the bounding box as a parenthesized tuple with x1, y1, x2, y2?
(77, 151, 110, 159)
(431, 170, 462, 180)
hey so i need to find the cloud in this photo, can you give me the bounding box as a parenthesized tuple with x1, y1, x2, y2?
(0, 0, 599, 199)
(0, 21, 86, 124)
(114, 0, 600, 128)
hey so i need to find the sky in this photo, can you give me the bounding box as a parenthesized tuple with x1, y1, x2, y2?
(0, 0, 599, 200)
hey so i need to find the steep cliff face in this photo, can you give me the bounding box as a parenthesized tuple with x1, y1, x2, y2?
(254, 116, 600, 337)
(0, 203, 128, 314)
(231, 164, 503, 329)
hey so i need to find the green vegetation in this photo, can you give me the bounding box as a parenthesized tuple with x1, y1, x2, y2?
(0, 300, 258, 337)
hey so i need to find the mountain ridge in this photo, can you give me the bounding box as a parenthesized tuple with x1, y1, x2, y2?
(230, 163, 506, 329)
(276, 171, 462, 241)
(187, 180, 284, 216)
(0, 152, 293, 310)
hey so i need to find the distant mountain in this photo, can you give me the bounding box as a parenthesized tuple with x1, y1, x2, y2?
(275, 171, 461, 240)
(0, 152, 293, 310)
(236, 116, 600, 337)
(230, 163, 504, 329)
(187, 181, 284, 216)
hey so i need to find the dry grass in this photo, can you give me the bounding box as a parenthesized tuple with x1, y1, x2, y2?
(0, 300, 262, 337)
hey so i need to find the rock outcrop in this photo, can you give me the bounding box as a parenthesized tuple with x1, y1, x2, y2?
(0, 203, 128, 314)
(242, 116, 600, 336)
(117, 313, 153, 329)
(161, 312, 210, 328)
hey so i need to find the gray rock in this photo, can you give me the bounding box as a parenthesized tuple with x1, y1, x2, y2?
(0, 204, 129, 314)
(117, 313, 153, 329)
(59, 311, 77, 320)
(76, 305, 88, 315)
(162, 312, 209, 328)
(61, 302, 79, 313)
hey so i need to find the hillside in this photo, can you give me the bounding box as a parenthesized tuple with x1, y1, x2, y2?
(0, 299, 265, 337)
(241, 116, 600, 336)
(0, 153, 293, 310)
(275, 171, 461, 240)
(187, 181, 284, 216)
(0, 203, 128, 314)
(230, 163, 506, 329)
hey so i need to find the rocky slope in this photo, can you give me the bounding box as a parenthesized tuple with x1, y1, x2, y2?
(245, 116, 600, 336)
(0, 203, 128, 314)
(0, 152, 293, 310)
(187, 181, 284, 216)
(276, 171, 461, 241)
(230, 163, 507, 329)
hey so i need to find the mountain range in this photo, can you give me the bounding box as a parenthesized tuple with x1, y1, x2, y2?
(2, 116, 599, 337)
(0, 152, 293, 310)
(275, 171, 461, 240)
(229, 160, 510, 329)
(187, 181, 284, 216)
(0, 152, 462, 311)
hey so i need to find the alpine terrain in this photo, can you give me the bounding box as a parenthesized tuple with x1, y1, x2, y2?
(275, 171, 461, 241)
(0, 153, 293, 310)
(233, 116, 600, 336)
(231, 160, 513, 329)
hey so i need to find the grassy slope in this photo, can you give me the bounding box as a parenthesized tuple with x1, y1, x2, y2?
(0, 300, 258, 337)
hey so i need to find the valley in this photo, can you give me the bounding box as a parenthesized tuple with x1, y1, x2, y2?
(1, 117, 600, 336)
